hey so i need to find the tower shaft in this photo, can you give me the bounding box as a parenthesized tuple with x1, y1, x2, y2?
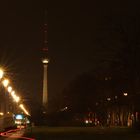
(43, 64, 48, 107)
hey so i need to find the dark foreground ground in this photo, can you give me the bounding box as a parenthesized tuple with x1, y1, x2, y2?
(23, 126, 140, 140)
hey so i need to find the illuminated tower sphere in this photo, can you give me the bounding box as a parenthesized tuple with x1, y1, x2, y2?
(42, 58, 49, 108)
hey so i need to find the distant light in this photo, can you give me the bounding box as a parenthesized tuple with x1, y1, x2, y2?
(11, 92, 20, 103)
(19, 104, 30, 116)
(60, 107, 68, 111)
(42, 59, 49, 64)
(0, 112, 4, 116)
(19, 104, 23, 108)
(89, 120, 92, 123)
(15, 114, 23, 120)
(123, 93, 128, 96)
(7, 86, 12, 93)
(115, 96, 118, 99)
(107, 98, 111, 101)
(9, 89, 21, 105)
(85, 120, 89, 124)
(105, 77, 108, 81)
(15, 120, 21, 124)
(11, 91, 15, 96)
(95, 102, 99, 106)
(26, 120, 30, 124)
(14, 96, 20, 103)
(2, 79, 9, 87)
(0, 69, 4, 79)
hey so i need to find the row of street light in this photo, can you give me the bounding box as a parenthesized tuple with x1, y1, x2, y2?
(0, 68, 30, 116)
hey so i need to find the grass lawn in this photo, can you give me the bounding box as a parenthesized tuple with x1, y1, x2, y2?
(24, 126, 140, 140)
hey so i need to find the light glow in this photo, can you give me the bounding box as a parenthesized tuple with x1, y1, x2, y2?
(15, 120, 21, 124)
(0, 112, 4, 116)
(0, 69, 30, 119)
(0, 69, 4, 79)
(11, 91, 20, 103)
(14, 96, 20, 103)
(19, 104, 30, 116)
(85, 120, 89, 124)
(15, 114, 23, 120)
(7, 86, 12, 93)
(11, 91, 15, 96)
(107, 98, 111, 101)
(123, 93, 128, 96)
(2, 79, 9, 87)
(115, 96, 118, 99)
(42, 59, 49, 64)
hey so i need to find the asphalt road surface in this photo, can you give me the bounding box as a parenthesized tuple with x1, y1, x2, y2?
(23, 126, 140, 140)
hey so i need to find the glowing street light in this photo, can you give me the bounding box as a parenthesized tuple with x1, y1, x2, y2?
(7, 86, 12, 93)
(14, 96, 20, 103)
(19, 104, 30, 116)
(10, 91, 20, 103)
(0, 112, 4, 116)
(0, 69, 4, 79)
(107, 97, 111, 101)
(2, 79, 9, 87)
(123, 93, 128, 96)
(11, 91, 15, 96)
(115, 96, 118, 99)
(0, 69, 30, 117)
(19, 104, 23, 108)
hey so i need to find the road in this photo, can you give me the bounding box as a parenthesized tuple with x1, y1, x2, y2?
(23, 126, 140, 140)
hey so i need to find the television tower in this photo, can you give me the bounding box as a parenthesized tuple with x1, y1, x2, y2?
(42, 11, 49, 109)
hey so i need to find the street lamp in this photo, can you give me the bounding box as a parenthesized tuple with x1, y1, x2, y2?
(7, 86, 12, 93)
(2, 79, 9, 87)
(14, 96, 20, 103)
(0, 69, 30, 116)
(0, 112, 4, 116)
(0, 69, 4, 79)
(123, 93, 128, 96)
(10, 91, 20, 103)
(11, 91, 15, 96)
(107, 97, 111, 101)
(15, 96, 20, 103)
(19, 104, 30, 116)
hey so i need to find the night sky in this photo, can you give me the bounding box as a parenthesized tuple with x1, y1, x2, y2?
(0, 1, 139, 109)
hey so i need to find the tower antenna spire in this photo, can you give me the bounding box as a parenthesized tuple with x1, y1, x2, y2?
(43, 10, 48, 52)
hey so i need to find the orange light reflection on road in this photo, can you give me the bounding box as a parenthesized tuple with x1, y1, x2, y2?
(0, 128, 35, 140)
